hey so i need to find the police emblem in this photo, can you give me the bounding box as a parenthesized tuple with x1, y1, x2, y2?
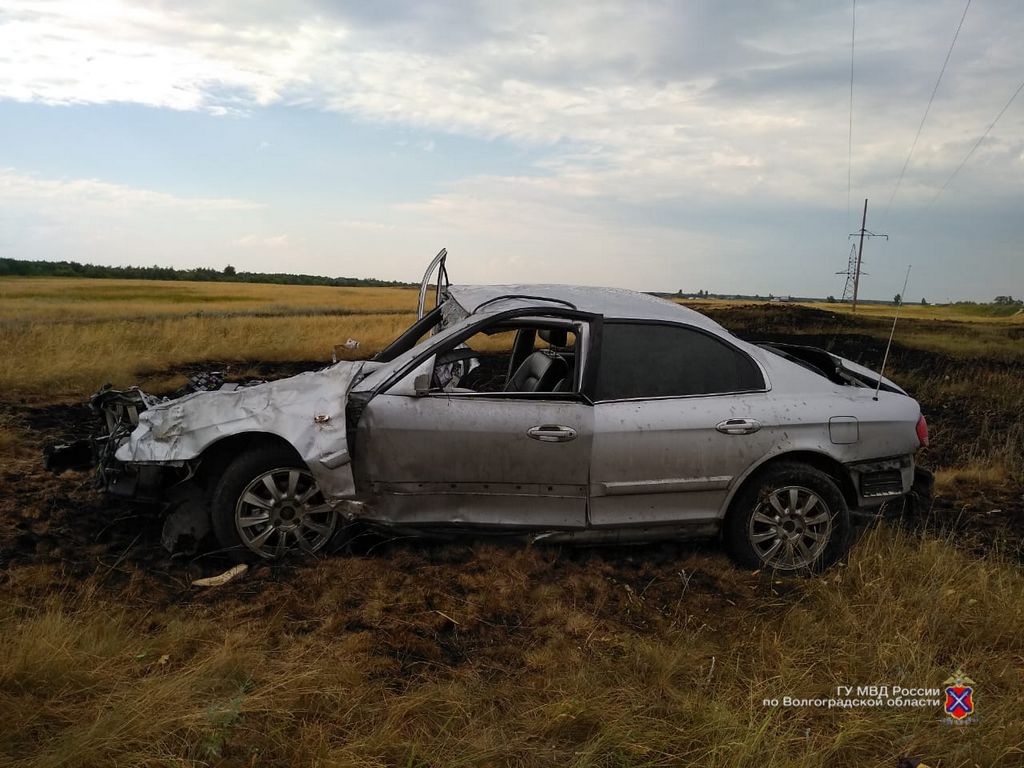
(943, 670, 975, 721)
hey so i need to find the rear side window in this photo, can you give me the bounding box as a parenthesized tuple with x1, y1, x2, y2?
(595, 322, 764, 401)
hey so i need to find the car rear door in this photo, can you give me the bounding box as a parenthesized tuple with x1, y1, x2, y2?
(588, 321, 778, 527)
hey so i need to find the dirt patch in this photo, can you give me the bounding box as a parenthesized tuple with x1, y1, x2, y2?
(18, 403, 97, 441)
(699, 302, 860, 335)
(0, 435, 183, 590)
(911, 483, 1024, 559)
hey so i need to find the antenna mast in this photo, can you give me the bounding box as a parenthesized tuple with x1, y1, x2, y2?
(848, 198, 888, 312)
(874, 264, 912, 401)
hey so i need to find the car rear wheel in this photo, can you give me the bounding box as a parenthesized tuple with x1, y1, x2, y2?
(210, 446, 338, 562)
(724, 463, 851, 573)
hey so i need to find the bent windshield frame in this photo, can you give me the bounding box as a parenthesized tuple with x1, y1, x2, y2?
(373, 304, 445, 363)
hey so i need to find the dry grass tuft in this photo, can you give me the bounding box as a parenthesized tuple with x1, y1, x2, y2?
(0, 419, 19, 462)
(1, 530, 1022, 766)
(0, 412, 31, 463)
(934, 464, 1011, 493)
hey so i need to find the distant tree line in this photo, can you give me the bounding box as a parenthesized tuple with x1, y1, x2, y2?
(947, 296, 1022, 306)
(0, 258, 414, 288)
(666, 288, 1019, 306)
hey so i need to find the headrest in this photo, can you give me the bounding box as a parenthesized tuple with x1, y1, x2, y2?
(538, 328, 569, 347)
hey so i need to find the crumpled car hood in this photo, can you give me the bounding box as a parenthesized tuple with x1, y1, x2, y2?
(115, 361, 371, 498)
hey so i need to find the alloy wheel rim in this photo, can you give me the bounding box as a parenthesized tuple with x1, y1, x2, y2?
(234, 467, 336, 559)
(748, 485, 833, 570)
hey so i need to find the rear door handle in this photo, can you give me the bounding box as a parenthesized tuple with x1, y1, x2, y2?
(716, 418, 762, 435)
(527, 425, 578, 442)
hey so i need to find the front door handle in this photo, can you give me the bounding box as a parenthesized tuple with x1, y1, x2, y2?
(527, 425, 578, 443)
(716, 418, 762, 435)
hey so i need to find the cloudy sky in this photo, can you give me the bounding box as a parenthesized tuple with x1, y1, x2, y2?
(1, 1, 1021, 301)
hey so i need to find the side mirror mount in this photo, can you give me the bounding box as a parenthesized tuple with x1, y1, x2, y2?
(389, 354, 436, 397)
(414, 373, 432, 397)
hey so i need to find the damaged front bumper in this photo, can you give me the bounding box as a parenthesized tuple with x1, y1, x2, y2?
(42, 362, 370, 552)
(43, 384, 208, 551)
(43, 370, 273, 493)
(43, 385, 169, 493)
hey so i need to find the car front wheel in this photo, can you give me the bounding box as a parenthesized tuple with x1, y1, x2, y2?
(210, 446, 338, 562)
(724, 462, 851, 573)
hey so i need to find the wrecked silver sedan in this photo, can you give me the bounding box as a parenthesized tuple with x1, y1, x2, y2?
(46, 252, 930, 571)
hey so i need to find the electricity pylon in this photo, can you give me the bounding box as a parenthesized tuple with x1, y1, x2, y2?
(836, 243, 863, 303)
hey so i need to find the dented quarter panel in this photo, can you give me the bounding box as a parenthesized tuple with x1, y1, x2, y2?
(115, 362, 368, 498)
(713, 382, 921, 517)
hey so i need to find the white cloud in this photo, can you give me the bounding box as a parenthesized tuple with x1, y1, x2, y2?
(233, 233, 289, 248)
(0, 0, 307, 111)
(3, 0, 1021, 212)
(0, 168, 260, 212)
(396, 174, 751, 289)
(1, 1, 1022, 297)
(0, 168, 264, 268)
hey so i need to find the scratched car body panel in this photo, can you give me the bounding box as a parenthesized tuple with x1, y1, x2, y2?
(45, 250, 930, 571)
(114, 361, 372, 498)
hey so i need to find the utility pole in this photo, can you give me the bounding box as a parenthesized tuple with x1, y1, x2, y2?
(848, 198, 888, 312)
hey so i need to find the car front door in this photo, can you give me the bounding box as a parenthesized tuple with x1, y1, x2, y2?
(588, 321, 778, 528)
(353, 311, 595, 530)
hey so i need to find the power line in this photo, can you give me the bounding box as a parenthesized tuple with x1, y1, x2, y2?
(930, 78, 1024, 206)
(846, 0, 857, 228)
(884, 0, 972, 217)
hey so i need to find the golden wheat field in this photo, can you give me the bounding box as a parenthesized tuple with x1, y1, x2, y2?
(1, 276, 1023, 767)
(0, 277, 420, 321)
(0, 278, 420, 399)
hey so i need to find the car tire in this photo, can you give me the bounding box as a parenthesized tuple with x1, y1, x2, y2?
(724, 462, 851, 573)
(210, 445, 338, 563)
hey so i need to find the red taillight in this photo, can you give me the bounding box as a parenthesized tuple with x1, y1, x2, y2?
(916, 415, 929, 448)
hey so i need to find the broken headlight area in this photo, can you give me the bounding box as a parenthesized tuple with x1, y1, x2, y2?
(43, 385, 160, 482)
(41, 372, 268, 555)
(42, 371, 262, 490)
